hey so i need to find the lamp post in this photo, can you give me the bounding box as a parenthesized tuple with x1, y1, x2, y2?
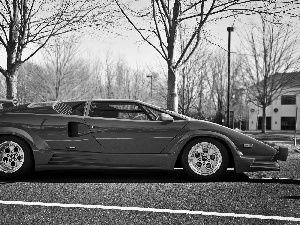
(146, 75, 153, 101)
(227, 27, 234, 128)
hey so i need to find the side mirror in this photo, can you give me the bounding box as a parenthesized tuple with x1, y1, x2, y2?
(160, 113, 174, 122)
(68, 121, 80, 137)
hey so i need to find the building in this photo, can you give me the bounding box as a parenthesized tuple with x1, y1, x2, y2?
(248, 72, 300, 131)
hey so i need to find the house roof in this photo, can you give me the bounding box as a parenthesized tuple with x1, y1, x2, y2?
(271, 72, 300, 89)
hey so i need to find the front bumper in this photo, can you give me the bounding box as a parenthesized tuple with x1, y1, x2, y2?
(234, 146, 289, 173)
(272, 146, 289, 161)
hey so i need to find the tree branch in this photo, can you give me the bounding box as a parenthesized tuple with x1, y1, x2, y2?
(115, 0, 167, 61)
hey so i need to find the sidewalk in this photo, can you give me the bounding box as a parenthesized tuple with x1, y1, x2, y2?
(243, 130, 300, 135)
(242, 130, 300, 145)
(273, 133, 300, 139)
(243, 130, 300, 138)
(241, 130, 300, 153)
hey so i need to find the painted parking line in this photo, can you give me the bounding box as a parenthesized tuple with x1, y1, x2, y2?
(0, 200, 300, 222)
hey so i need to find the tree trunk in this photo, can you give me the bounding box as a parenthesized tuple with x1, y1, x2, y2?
(217, 94, 223, 125)
(262, 104, 267, 133)
(4, 0, 20, 100)
(166, 0, 180, 112)
(198, 79, 203, 119)
(182, 67, 185, 114)
(167, 66, 178, 112)
(5, 75, 18, 100)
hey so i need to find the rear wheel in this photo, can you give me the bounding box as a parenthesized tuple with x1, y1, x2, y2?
(0, 136, 33, 179)
(181, 138, 229, 181)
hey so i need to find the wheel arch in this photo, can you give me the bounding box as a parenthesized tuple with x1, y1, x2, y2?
(0, 128, 37, 151)
(174, 134, 236, 169)
(0, 127, 52, 167)
(0, 127, 49, 152)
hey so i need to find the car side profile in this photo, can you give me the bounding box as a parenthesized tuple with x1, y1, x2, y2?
(0, 99, 288, 181)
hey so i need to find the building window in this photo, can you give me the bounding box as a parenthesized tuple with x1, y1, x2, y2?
(281, 117, 296, 130)
(281, 95, 296, 105)
(258, 117, 271, 130)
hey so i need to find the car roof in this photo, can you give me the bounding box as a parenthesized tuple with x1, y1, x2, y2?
(90, 99, 141, 102)
(64, 99, 142, 103)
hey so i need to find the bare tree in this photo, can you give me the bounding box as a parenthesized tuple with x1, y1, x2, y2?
(178, 47, 210, 116)
(114, 0, 297, 112)
(194, 65, 209, 120)
(0, 0, 111, 100)
(200, 49, 245, 125)
(16, 36, 92, 102)
(96, 51, 152, 101)
(0, 76, 5, 98)
(206, 50, 227, 124)
(243, 15, 300, 133)
(17, 61, 45, 103)
(42, 36, 91, 101)
(230, 55, 247, 127)
(103, 50, 116, 99)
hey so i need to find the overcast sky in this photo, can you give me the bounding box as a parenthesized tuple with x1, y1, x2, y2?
(79, 16, 240, 68)
(0, 3, 299, 70)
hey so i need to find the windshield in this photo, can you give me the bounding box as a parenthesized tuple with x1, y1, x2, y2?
(163, 108, 192, 120)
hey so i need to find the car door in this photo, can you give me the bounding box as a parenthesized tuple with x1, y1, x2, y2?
(83, 101, 189, 154)
(35, 101, 105, 165)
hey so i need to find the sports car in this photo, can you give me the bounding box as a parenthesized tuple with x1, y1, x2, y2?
(0, 99, 288, 180)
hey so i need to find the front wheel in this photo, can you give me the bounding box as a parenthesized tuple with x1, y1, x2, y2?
(0, 136, 34, 179)
(181, 138, 229, 181)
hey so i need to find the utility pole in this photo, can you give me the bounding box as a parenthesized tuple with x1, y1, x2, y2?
(227, 27, 234, 128)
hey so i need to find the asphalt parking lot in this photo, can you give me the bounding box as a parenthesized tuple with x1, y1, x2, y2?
(0, 165, 300, 225)
(1, 132, 299, 224)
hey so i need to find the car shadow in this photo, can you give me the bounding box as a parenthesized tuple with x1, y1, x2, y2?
(281, 196, 300, 200)
(0, 169, 299, 184)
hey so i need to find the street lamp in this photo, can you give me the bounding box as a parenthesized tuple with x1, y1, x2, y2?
(227, 27, 234, 128)
(146, 75, 153, 101)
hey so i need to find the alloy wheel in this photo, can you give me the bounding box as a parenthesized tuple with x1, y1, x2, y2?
(188, 142, 222, 176)
(0, 141, 25, 173)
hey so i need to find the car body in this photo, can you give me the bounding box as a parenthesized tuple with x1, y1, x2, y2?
(0, 99, 288, 180)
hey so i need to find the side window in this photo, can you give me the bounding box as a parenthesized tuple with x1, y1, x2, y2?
(89, 102, 150, 120)
(71, 102, 86, 116)
(143, 106, 161, 120)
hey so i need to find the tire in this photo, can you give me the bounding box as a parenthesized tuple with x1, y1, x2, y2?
(181, 138, 229, 181)
(0, 136, 34, 179)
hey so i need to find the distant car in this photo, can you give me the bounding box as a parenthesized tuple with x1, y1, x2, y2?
(0, 99, 288, 180)
(0, 99, 17, 109)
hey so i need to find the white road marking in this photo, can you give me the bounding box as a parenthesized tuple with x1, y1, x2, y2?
(152, 137, 173, 139)
(0, 200, 299, 221)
